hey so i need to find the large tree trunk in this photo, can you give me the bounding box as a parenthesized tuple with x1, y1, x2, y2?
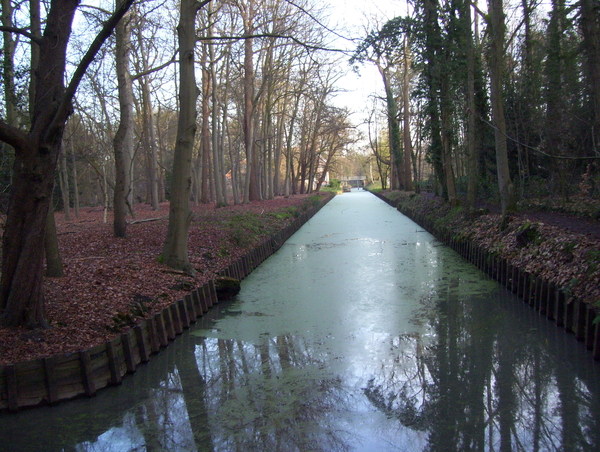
(0, 1, 78, 328)
(465, 0, 478, 211)
(135, 21, 161, 211)
(59, 147, 71, 220)
(113, 3, 134, 237)
(580, 0, 600, 153)
(421, 0, 446, 196)
(0, 0, 134, 328)
(68, 122, 81, 217)
(378, 64, 403, 190)
(441, 74, 458, 206)
(402, 36, 413, 191)
(1, 0, 17, 127)
(199, 38, 212, 204)
(488, 0, 515, 216)
(161, 0, 201, 274)
(209, 7, 227, 207)
(45, 195, 63, 278)
(28, 0, 63, 276)
(242, 0, 260, 202)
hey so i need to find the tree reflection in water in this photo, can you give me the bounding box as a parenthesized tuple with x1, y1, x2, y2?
(193, 334, 352, 452)
(362, 276, 600, 452)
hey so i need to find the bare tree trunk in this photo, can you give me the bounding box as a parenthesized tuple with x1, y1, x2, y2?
(137, 60, 160, 209)
(441, 76, 458, 206)
(68, 122, 80, 217)
(273, 109, 285, 195)
(241, 0, 259, 202)
(0, 0, 134, 327)
(134, 21, 161, 210)
(199, 38, 211, 204)
(30, 0, 64, 277)
(488, 0, 515, 216)
(465, 1, 478, 211)
(581, 0, 600, 152)
(161, 0, 202, 274)
(208, 6, 227, 207)
(29, 0, 40, 121)
(402, 36, 413, 191)
(44, 195, 63, 277)
(113, 3, 134, 237)
(378, 64, 403, 190)
(221, 42, 237, 203)
(59, 146, 71, 220)
(2, 0, 17, 127)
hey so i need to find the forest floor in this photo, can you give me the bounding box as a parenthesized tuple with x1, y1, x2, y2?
(0, 194, 324, 366)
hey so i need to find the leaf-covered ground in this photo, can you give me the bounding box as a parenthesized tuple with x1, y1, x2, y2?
(0, 194, 323, 366)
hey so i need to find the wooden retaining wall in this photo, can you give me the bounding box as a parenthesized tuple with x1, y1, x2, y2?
(0, 194, 333, 412)
(372, 191, 600, 362)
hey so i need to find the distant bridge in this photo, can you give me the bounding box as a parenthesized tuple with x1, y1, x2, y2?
(340, 176, 366, 188)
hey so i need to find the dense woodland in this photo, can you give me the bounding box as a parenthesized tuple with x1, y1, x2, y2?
(0, 0, 599, 328)
(355, 0, 600, 218)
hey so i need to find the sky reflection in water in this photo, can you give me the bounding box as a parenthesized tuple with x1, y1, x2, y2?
(2, 190, 600, 451)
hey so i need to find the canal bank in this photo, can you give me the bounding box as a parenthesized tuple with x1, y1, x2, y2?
(2, 189, 599, 451)
(372, 190, 600, 360)
(0, 193, 334, 412)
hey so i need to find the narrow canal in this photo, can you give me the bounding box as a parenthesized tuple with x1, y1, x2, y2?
(2, 190, 600, 451)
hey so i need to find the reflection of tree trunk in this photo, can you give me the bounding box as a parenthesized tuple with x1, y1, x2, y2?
(555, 360, 581, 451)
(428, 285, 460, 448)
(179, 340, 215, 451)
(532, 348, 542, 452)
(465, 293, 496, 450)
(135, 402, 162, 451)
(259, 339, 271, 379)
(496, 331, 516, 452)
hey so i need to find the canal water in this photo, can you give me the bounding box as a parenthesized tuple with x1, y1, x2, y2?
(2, 190, 600, 451)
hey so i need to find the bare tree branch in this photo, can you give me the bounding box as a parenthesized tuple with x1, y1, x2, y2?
(132, 51, 178, 81)
(197, 33, 346, 53)
(0, 121, 29, 151)
(48, 0, 137, 140)
(0, 25, 42, 44)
